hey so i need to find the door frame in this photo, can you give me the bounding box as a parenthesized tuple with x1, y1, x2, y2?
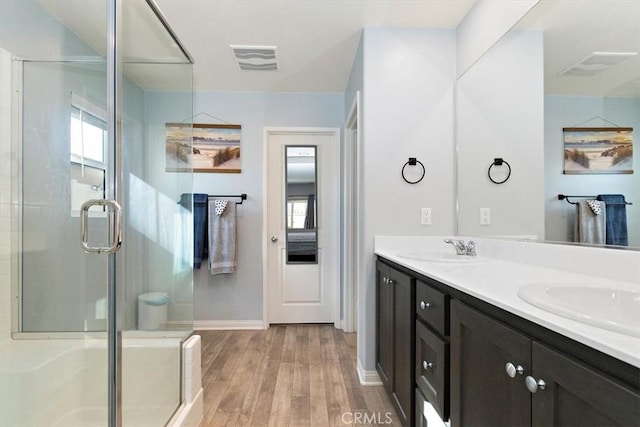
(262, 127, 341, 328)
(341, 92, 360, 332)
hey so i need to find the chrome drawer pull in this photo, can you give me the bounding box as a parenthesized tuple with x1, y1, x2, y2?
(505, 362, 524, 378)
(525, 376, 546, 393)
(422, 360, 433, 370)
(420, 301, 431, 310)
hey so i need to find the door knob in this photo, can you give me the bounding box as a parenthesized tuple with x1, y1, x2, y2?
(271, 236, 278, 242)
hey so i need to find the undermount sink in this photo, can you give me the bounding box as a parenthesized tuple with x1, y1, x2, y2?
(518, 282, 640, 337)
(396, 252, 485, 264)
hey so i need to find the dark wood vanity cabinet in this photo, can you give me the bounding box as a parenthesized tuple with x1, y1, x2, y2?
(376, 256, 640, 427)
(376, 261, 414, 426)
(451, 300, 640, 427)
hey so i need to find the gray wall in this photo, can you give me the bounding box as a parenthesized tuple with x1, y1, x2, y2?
(545, 95, 640, 247)
(357, 28, 457, 371)
(145, 91, 344, 322)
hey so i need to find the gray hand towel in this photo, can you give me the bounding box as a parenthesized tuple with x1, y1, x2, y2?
(574, 201, 606, 245)
(208, 200, 237, 275)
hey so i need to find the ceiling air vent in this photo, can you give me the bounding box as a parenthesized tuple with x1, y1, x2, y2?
(560, 52, 638, 76)
(230, 45, 278, 71)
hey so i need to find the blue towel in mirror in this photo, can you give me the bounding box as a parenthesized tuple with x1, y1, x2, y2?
(596, 194, 628, 246)
(179, 193, 209, 268)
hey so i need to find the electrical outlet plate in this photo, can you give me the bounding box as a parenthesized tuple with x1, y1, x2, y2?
(480, 207, 490, 225)
(421, 208, 432, 225)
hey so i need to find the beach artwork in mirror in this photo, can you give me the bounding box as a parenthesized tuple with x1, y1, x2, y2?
(285, 146, 318, 264)
(563, 127, 633, 174)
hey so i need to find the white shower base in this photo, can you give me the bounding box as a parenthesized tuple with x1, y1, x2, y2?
(0, 335, 200, 426)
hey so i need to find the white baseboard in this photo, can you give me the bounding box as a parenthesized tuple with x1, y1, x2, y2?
(194, 320, 265, 330)
(357, 358, 383, 386)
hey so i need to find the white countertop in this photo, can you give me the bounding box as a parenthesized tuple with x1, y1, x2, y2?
(374, 236, 640, 368)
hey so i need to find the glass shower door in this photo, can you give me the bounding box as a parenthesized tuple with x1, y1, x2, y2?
(1, 0, 194, 425)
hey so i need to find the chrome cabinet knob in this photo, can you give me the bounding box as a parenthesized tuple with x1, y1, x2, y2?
(422, 360, 433, 370)
(525, 376, 546, 393)
(388, 279, 394, 285)
(505, 362, 524, 378)
(382, 277, 388, 284)
(271, 236, 278, 242)
(420, 301, 431, 310)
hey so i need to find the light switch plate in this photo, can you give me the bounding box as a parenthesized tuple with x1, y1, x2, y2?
(480, 207, 491, 225)
(421, 208, 432, 225)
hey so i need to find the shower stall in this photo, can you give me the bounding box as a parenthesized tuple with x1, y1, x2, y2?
(0, 1, 198, 425)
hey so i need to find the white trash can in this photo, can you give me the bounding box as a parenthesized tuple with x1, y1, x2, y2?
(138, 292, 169, 330)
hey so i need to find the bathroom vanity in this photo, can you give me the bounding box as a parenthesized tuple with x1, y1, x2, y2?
(374, 237, 640, 427)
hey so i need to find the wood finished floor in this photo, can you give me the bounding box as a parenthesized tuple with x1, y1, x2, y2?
(198, 325, 401, 426)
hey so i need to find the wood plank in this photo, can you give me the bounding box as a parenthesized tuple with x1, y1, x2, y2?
(309, 361, 330, 427)
(281, 324, 297, 363)
(267, 362, 294, 427)
(237, 329, 275, 425)
(308, 325, 322, 365)
(290, 396, 311, 426)
(333, 328, 368, 411)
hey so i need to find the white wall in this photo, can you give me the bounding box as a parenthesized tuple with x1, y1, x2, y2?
(357, 28, 457, 371)
(145, 91, 344, 323)
(457, 29, 545, 239)
(456, 0, 539, 77)
(545, 96, 640, 247)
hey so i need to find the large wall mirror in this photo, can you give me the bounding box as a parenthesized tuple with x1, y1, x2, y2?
(457, 0, 639, 249)
(285, 146, 318, 263)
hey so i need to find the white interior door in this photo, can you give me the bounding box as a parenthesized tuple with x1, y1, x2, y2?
(265, 128, 339, 324)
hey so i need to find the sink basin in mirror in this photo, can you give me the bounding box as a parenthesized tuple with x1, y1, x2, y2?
(396, 252, 485, 264)
(518, 282, 640, 337)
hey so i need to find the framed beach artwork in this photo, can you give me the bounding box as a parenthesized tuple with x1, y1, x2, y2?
(165, 123, 241, 173)
(563, 127, 633, 174)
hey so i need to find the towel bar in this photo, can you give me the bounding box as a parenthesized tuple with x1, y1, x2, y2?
(557, 194, 632, 206)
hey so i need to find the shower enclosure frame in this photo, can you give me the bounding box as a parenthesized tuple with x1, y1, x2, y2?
(106, 1, 195, 425)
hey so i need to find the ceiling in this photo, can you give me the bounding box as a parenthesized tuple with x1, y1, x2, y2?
(516, 0, 640, 97)
(35, 0, 640, 97)
(152, 0, 476, 92)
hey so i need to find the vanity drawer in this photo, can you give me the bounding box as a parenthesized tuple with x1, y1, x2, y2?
(416, 280, 449, 337)
(416, 320, 449, 421)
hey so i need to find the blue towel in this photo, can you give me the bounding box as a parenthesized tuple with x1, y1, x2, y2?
(596, 194, 628, 246)
(179, 193, 208, 268)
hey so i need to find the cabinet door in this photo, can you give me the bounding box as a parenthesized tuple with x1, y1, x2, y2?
(450, 301, 531, 427)
(390, 267, 413, 425)
(376, 262, 393, 390)
(530, 342, 640, 426)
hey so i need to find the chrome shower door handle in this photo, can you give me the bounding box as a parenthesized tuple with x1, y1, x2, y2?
(80, 199, 123, 254)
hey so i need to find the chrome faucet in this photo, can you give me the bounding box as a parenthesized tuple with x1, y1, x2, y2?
(444, 239, 477, 256)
